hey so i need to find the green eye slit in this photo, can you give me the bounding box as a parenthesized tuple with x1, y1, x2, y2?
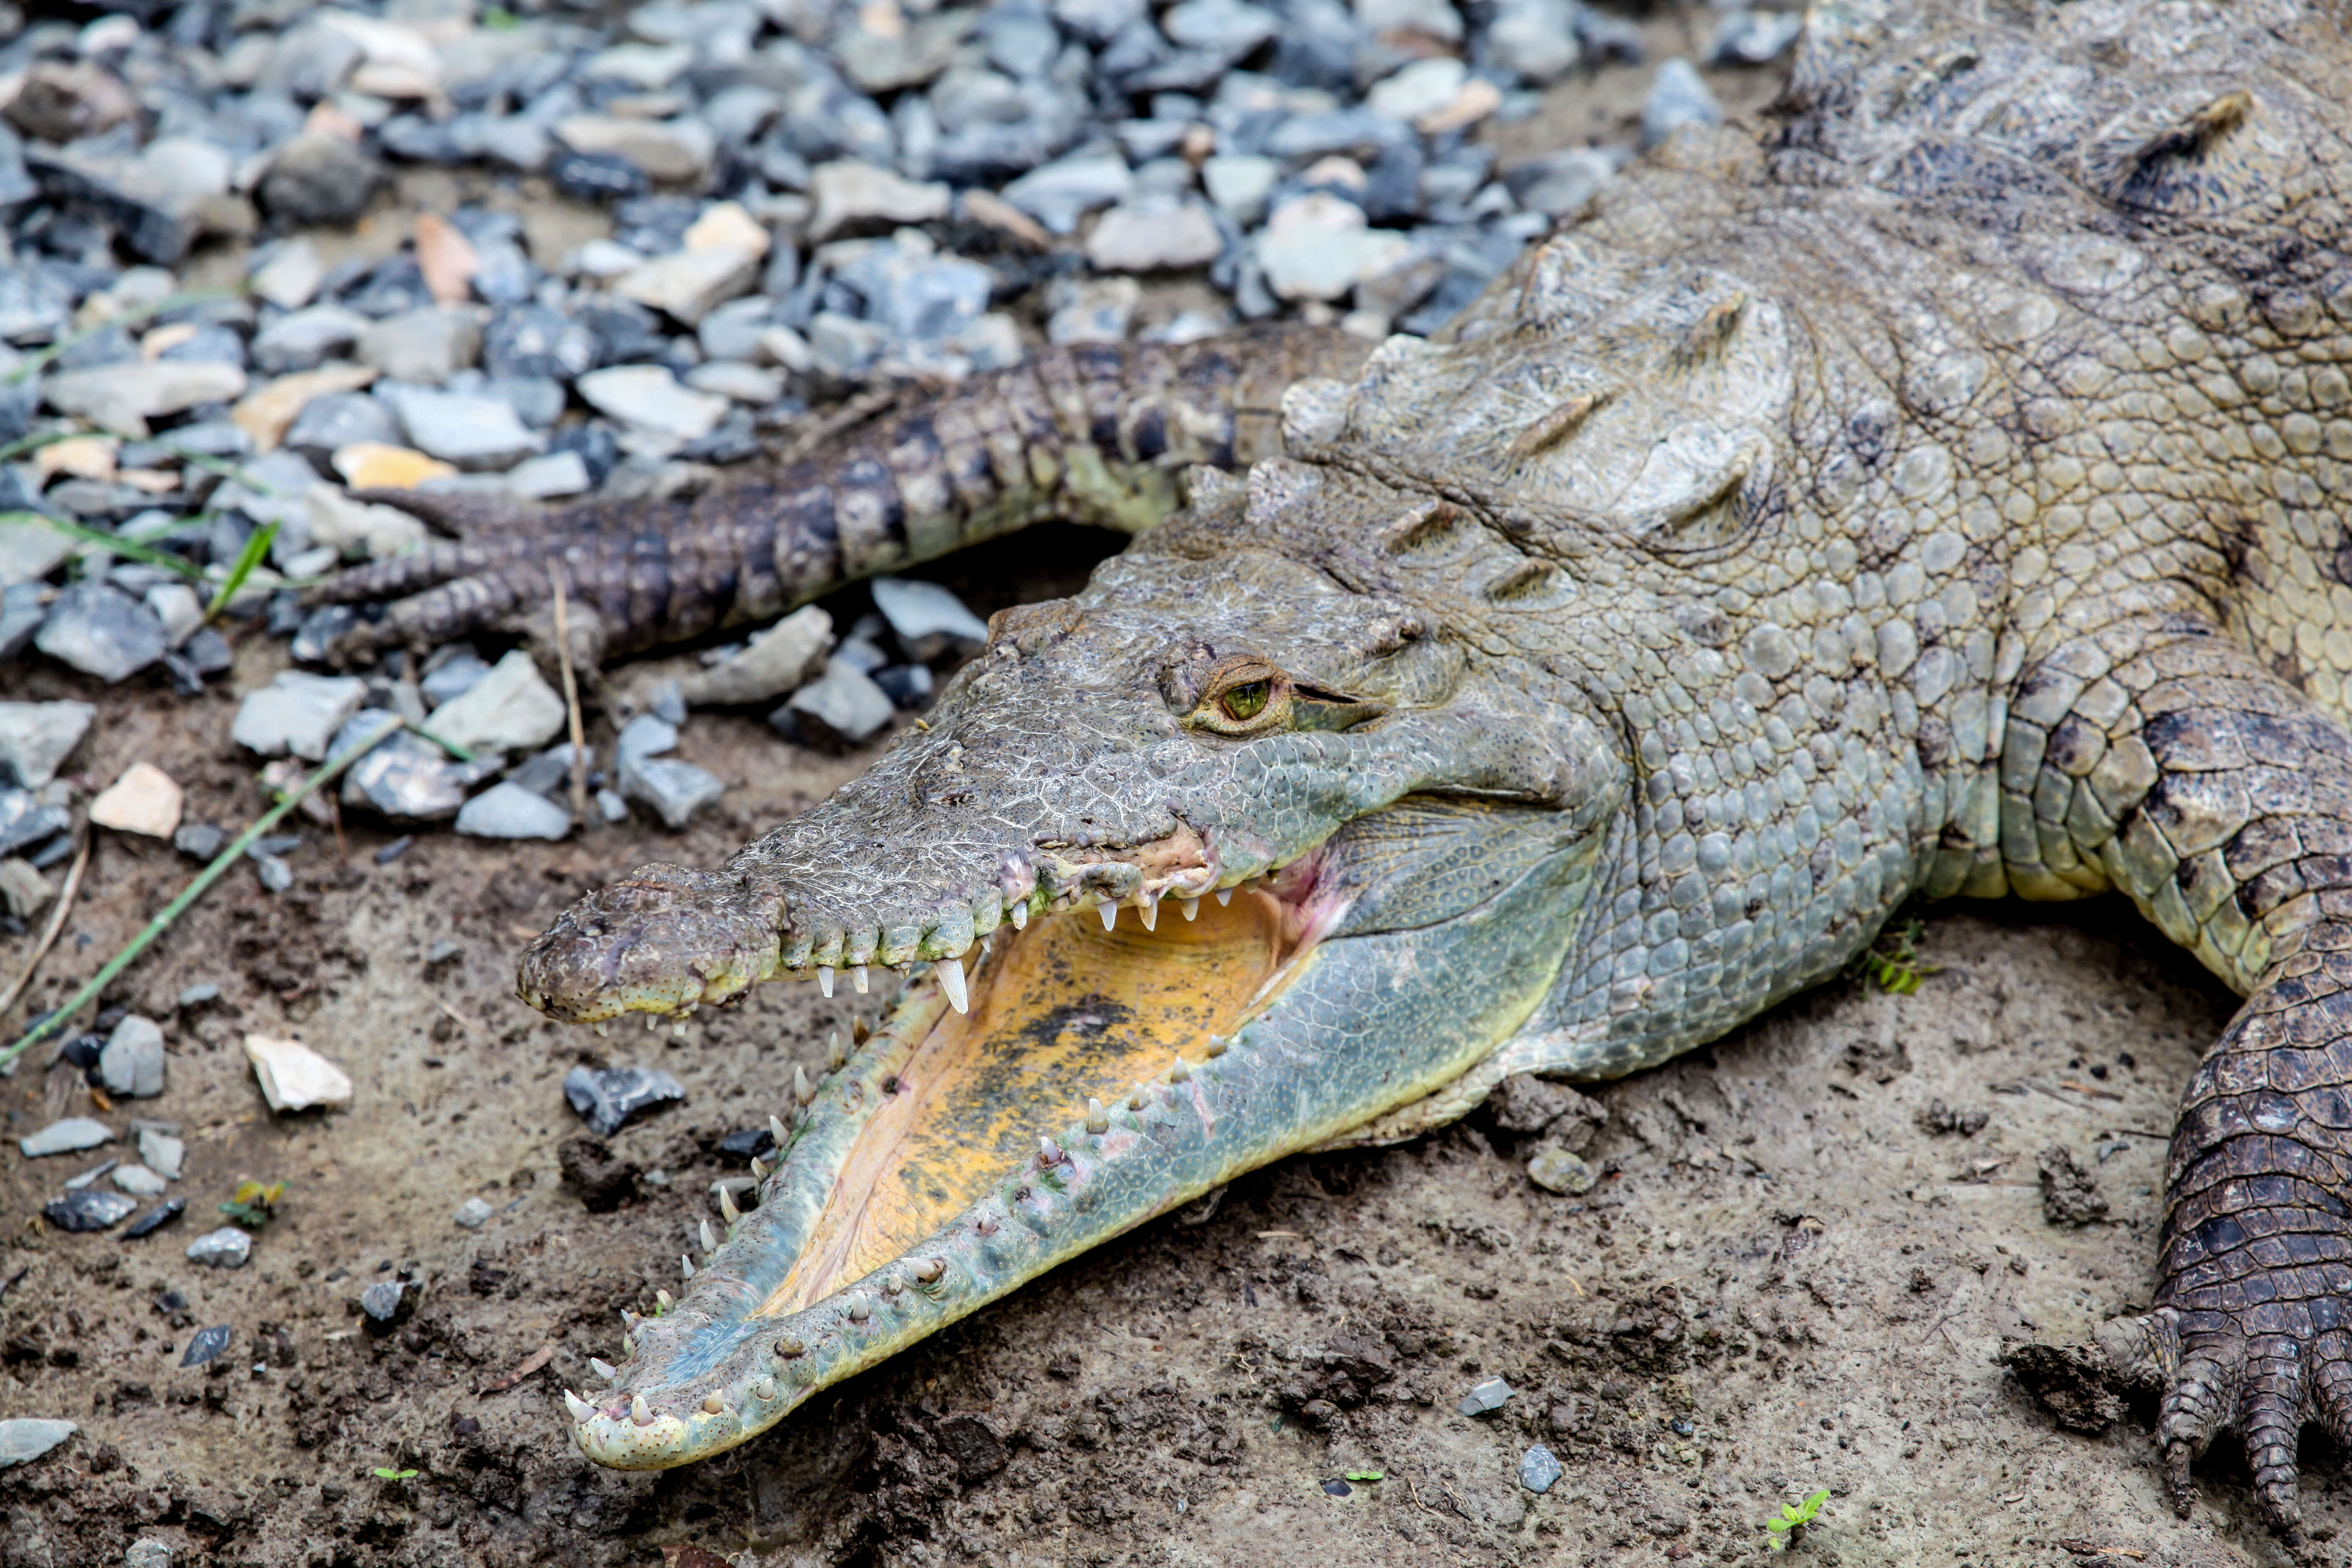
(1220, 681, 1270, 720)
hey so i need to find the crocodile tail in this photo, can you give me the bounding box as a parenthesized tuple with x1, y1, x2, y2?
(311, 325, 1373, 665)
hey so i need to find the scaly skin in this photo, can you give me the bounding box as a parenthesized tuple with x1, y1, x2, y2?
(359, 0, 2352, 1537)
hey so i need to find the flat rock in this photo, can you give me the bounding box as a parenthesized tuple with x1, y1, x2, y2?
(1526, 1146, 1596, 1194)
(872, 576, 988, 656)
(232, 672, 367, 761)
(554, 115, 715, 182)
(123, 1199, 186, 1238)
(379, 385, 543, 472)
(0, 788, 68, 859)
(243, 1033, 353, 1113)
(43, 360, 245, 438)
(683, 359, 785, 404)
(89, 762, 182, 838)
(613, 247, 761, 327)
(426, 649, 566, 753)
(1085, 199, 1224, 272)
(285, 391, 402, 461)
(111, 1164, 168, 1197)
(0, 1419, 76, 1470)
(357, 307, 482, 383)
(575, 365, 728, 441)
(258, 133, 386, 225)
(1519, 1443, 1564, 1493)
(126, 1542, 174, 1568)
(44, 1188, 137, 1232)
(809, 160, 952, 241)
(783, 658, 896, 750)
(343, 724, 493, 820)
(1002, 152, 1134, 235)
(0, 518, 73, 588)
(453, 1196, 495, 1230)
(234, 364, 381, 452)
(563, 1064, 686, 1136)
(185, 1226, 252, 1267)
(456, 781, 573, 839)
(15, 1117, 109, 1161)
(1459, 1375, 1514, 1415)
(0, 700, 93, 787)
(139, 1129, 186, 1181)
(34, 583, 167, 683)
(252, 305, 371, 374)
(680, 605, 832, 706)
(503, 450, 593, 500)
(99, 1014, 166, 1099)
(331, 442, 454, 491)
(250, 237, 325, 310)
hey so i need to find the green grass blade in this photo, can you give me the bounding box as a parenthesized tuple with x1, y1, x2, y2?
(0, 509, 205, 582)
(201, 518, 278, 628)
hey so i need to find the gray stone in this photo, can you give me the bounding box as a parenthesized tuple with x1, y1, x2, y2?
(1201, 154, 1280, 225)
(683, 360, 785, 404)
(1709, 8, 1804, 67)
(576, 365, 729, 442)
(249, 238, 325, 310)
(357, 307, 482, 383)
(1459, 1375, 1514, 1416)
(99, 1014, 165, 1099)
(1642, 57, 1721, 149)
(0, 788, 68, 858)
(782, 658, 896, 750)
(259, 133, 387, 225)
(455, 781, 573, 840)
(807, 313, 892, 379)
(1527, 1146, 1596, 1194)
(696, 297, 775, 363)
(1002, 152, 1134, 235)
(426, 649, 566, 753)
(34, 583, 167, 683)
(126, 1539, 175, 1568)
(44, 1189, 137, 1232)
(483, 304, 598, 383)
(1366, 56, 1465, 121)
(503, 450, 593, 499)
(419, 650, 491, 708)
(145, 583, 203, 647)
(358, 1279, 413, 1325)
(613, 714, 723, 829)
(809, 160, 953, 241)
(62, 1158, 117, 1191)
(232, 672, 367, 761)
(343, 722, 494, 820)
(0, 1420, 75, 1470)
(680, 605, 832, 706)
(564, 1063, 686, 1136)
(453, 1196, 495, 1230)
(185, 1226, 252, 1268)
(284, 390, 400, 461)
(614, 248, 762, 328)
(0, 701, 93, 787)
(251, 304, 370, 374)
(43, 361, 247, 440)
(507, 743, 592, 798)
(1487, 0, 1579, 83)
(138, 1128, 185, 1181)
(1356, 0, 1460, 40)
(1046, 277, 1141, 345)
(379, 385, 543, 472)
(111, 1164, 168, 1197)
(838, 245, 995, 343)
(1519, 1443, 1564, 1493)
(0, 583, 45, 660)
(1163, 0, 1278, 56)
(1506, 147, 1626, 218)
(1085, 199, 1225, 272)
(553, 115, 715, 183)
(20, 1124, 111, 1161)
(872, 575, 988, 657)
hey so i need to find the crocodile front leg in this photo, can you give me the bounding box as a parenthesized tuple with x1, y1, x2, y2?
(311, 325, 1369, 664)
(2014, 617, 2352, 1542)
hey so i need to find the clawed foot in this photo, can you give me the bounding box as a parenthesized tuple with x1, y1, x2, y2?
(2093, 1302, 2352, 1549)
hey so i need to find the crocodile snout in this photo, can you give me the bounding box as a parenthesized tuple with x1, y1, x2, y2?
(517, 864, 783, 1023)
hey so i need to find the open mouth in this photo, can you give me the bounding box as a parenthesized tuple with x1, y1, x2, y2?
(555, 847, 1352, 1470)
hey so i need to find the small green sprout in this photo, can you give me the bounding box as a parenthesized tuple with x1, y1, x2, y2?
(1764, 1488, 1829, 1551)
(220, 1181, 286, 1229)
(1344, 1469, 1383, 1483)
(371, 1467, 418, 1480)
(1849, 917, 1939, 994)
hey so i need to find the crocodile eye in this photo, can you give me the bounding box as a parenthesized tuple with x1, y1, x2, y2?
(1220, 681, 1269, 721)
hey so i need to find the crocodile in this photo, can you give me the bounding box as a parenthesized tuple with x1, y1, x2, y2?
(331, 0, 2352, 1540)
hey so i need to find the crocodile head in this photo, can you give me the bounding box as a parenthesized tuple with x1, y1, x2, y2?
(519, 463, 1628, 1468)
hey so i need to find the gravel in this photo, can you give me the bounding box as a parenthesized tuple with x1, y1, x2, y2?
(18, 1118, 114, 1158)
(0, 700, 93, 788)
(0, 1420, 77, 1471)
(184, 1227, 253, 1268)
(98, 1014, 167, 1099)
(44, 1188, 139, 1232)
(564, 1064, 687, 1136)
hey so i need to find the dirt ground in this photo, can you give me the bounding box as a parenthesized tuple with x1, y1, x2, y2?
(5, 15, 2340, 1568)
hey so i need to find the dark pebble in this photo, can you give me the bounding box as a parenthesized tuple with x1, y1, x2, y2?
(552, 150, 649, 203)
(181, 1323, 232, 1368)
(1671, 1416, 1694, 1436)
(1321, 1478, 1351, 1496)
(562, 1064, 686, 1137)
(451, 1415, 480, 1436)
(57, 1032, 104, 1070)
(871, 663, 934, 709)
(373, 835, 413, 865)
(45, 1189, 138, 1232)
(718, 1126, 776, 1162)
(549, 422, 619, 488)
(174, 823, 225, 860)
(124, 1199, 187, 1240)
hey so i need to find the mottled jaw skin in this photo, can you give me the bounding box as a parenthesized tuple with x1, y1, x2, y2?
(520, 536, 1629, 1470)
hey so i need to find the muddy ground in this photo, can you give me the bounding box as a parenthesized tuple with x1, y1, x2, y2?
(4, 15, 2342, 1568)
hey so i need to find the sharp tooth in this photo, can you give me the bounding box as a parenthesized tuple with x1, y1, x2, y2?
(702, 1394, 726, 1415)
(1137, 895, 1157, 931)
(1181, 897, 1199, 921)
(646, 1016, 658, 1032)
(681, 1255, 696, 1281)
(749, 1154, 768, 1179)
(937, 954, 969, 1013)
(1169, 1057, 1191, 1083)
(1011, 902, 1028, 930)
(770, 1114, 790, 1147)
(852, 964, 869, 992)
(828, 1031, 848, 1069)
(914, 1258, 945, 1283)
(1039, 1135, 1063, 1163)
(1100, 902, 1117, 931)
(818, 967, 834, 998)
(753, 1377, 777, 1400)
(1215, 887, 1233, 906)
(719, 1186, 742, 1224)
(564, 1390, 597, 1423)
(632, 1394, 653, 1426)
(591, 1357, 618, 1382)
(655, 1289, 674, 1312)
(774, 1336, 806, 1358)
(794, 1064, 814, 1105)
(594, 1023, 609, 1038)
(622, 1331, 635, 1356)
(846, 1294, 871, 1322)
(1205, 1035, 1227, 1057)
(1129, 1090, 1145, 1110)
(1086, 1097, 1108, 1134)
(699, 1219, 718, 1253)
(620, 1309, 641, 1331)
